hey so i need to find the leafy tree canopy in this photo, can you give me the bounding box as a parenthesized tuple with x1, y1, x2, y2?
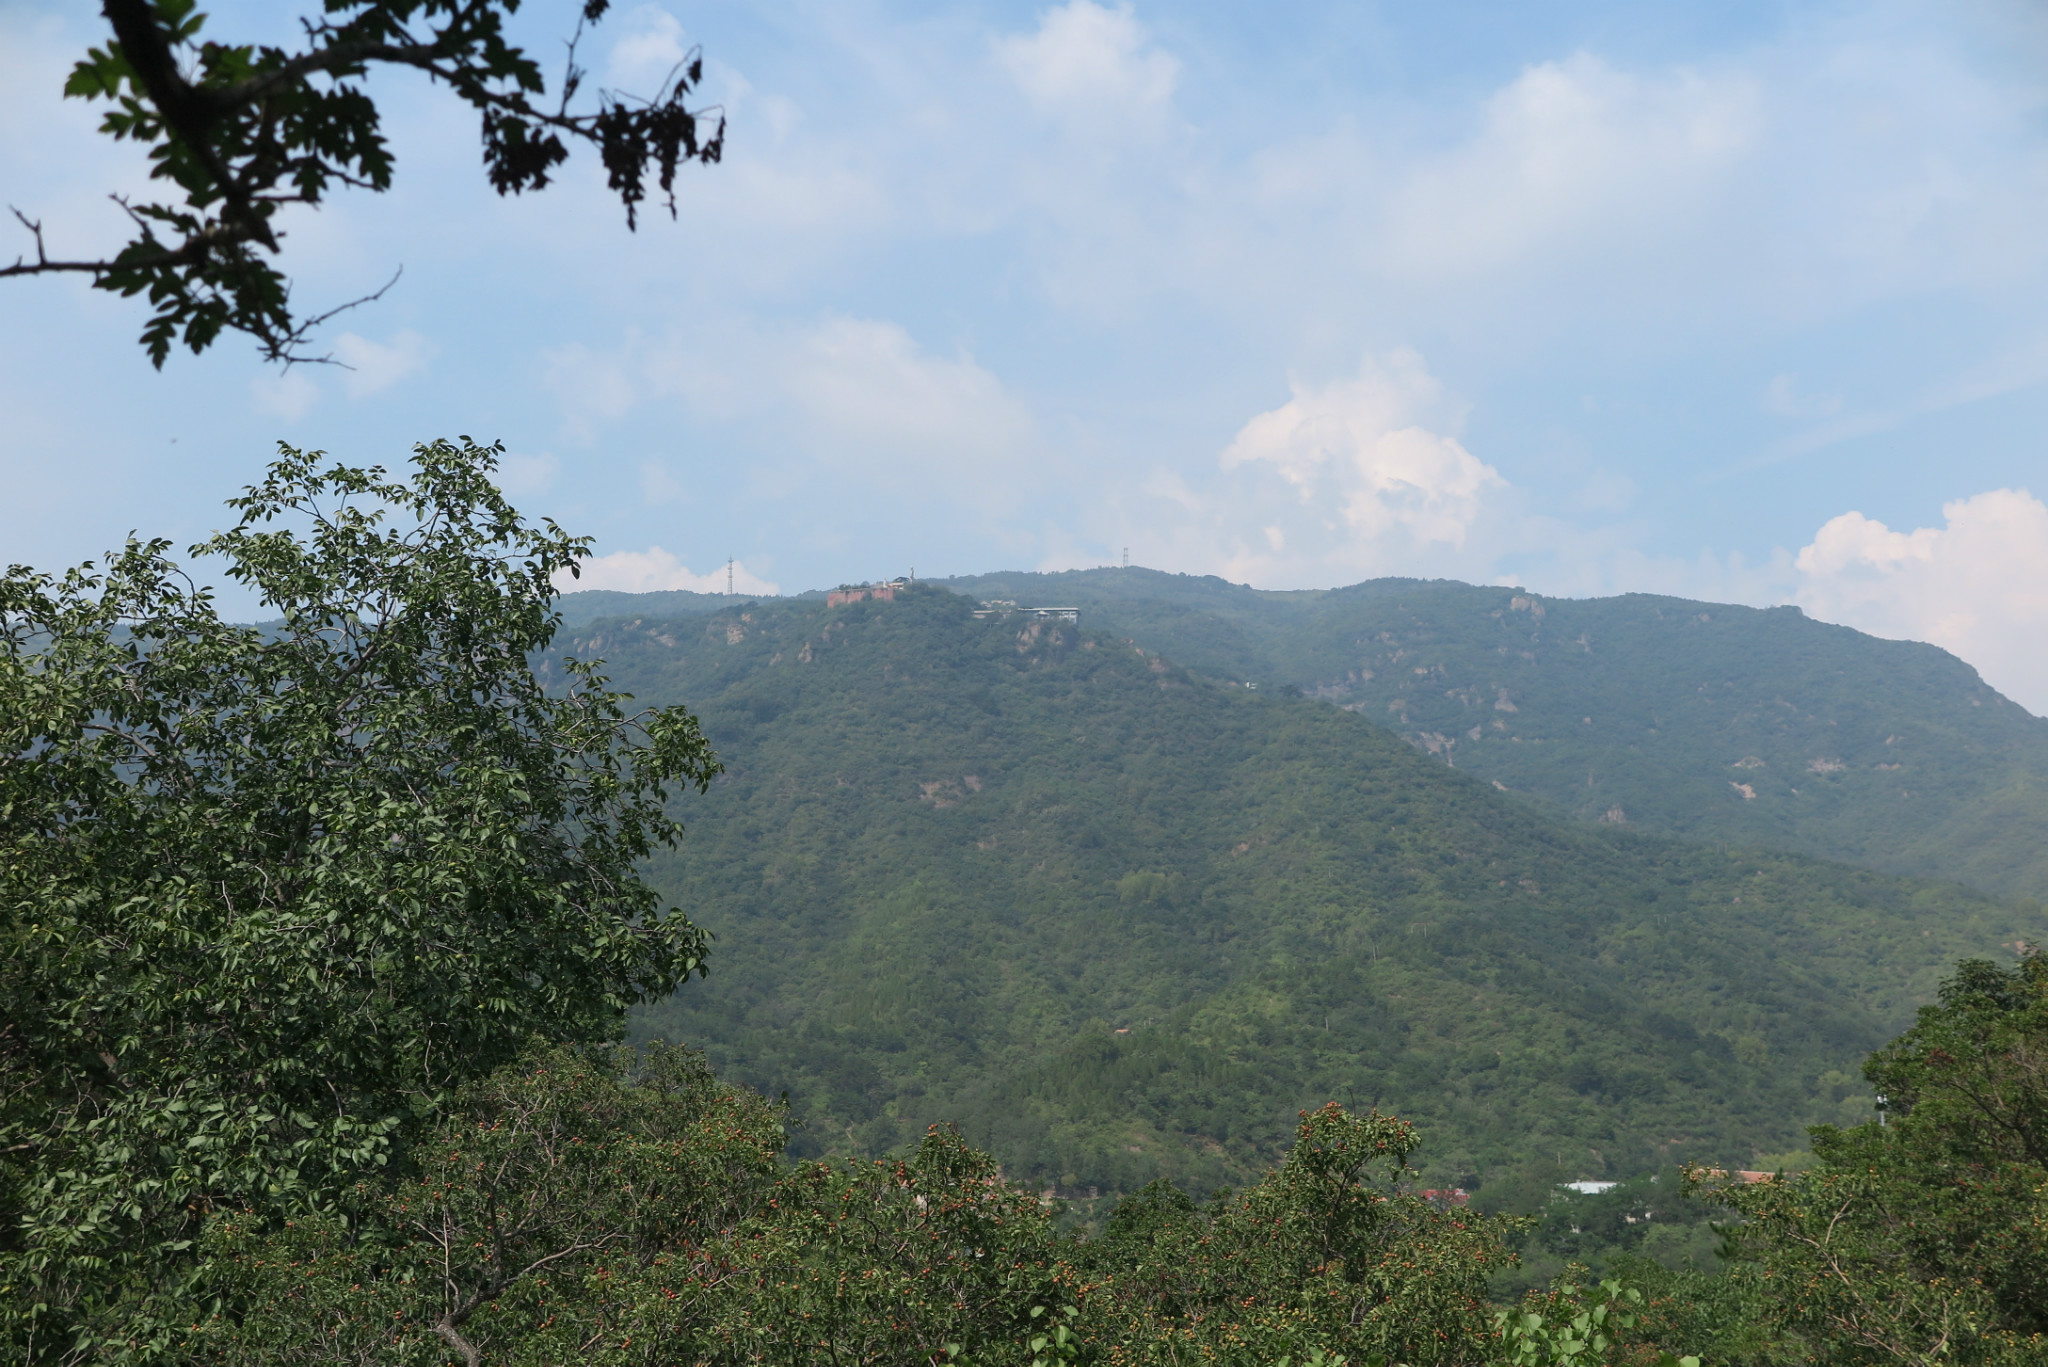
(570, 589, 2036, 1199)
(201, 1045, 1534, 1367)
(0, 438, 718, 1362)
(1701, 951, 2048, 1365)
(924, 567, 2048, 903)
(3, 0, 723, 366)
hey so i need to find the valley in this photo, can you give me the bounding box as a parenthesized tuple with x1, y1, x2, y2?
(553, 581, 2046, 1208)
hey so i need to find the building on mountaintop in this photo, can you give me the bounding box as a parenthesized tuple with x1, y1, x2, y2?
(973, 599, 1080, 623)
(827, 580, 906, 607)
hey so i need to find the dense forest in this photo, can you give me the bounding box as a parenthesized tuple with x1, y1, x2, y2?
(557, 569, 2048, 902)
(8, 448, 2045, 1364)
(935, 569, 2048, 903)
(546, 583, 2044, 1213)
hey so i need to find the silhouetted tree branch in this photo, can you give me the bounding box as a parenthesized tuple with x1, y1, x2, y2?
(2, 0, 723, 367)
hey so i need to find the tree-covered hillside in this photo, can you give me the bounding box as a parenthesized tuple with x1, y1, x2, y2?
(937, 569, 2048, 902)
(557, 586, 762, 624)
(561, 586, 2042, 1208)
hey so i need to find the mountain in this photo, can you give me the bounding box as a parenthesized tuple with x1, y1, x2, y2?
(549, 585, 2043, 1210)
(935, 569, 2048, 902)
(556, 587, 757, 624)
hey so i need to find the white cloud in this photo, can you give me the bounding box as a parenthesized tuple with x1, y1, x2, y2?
(1221, 349, 1501, 546)
(332, 329, 433, 397)
(639, 460, 685, 504)
(1177, 349, 1510, 585)
(16, 0, 2048, 618)
(0, 8, 161, 261)
(1381, 53, 1761, 281)
(605, 6, 693, 96)
(1572, 470, 1638, 515)
(1763, 372, 1843, 419)
(498, 451, 559, 496)
(250, 369, 321, 422)
(1082, 350, 1803, 604)
(777, 316, 1036, 476)
(1794, 489, 2048, 714)
(544, 340, 642, 442)
(560, 547, 779, 596)
(1738, 333, 2048, 474)
(996, 1, 1178, 134)
(594, 313, 1042, 504)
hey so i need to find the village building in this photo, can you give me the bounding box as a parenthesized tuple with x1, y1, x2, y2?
(972, 599, 1080, 623)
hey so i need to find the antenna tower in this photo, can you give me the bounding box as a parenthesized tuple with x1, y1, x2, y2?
(1122, 547, 1129, 569)
(727, 557, 734, 596)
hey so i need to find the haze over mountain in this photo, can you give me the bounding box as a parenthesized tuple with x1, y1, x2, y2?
(550, 583, 2044, 1207)
(939, 569, 2048, 903)
(561, 569, 2048, 903)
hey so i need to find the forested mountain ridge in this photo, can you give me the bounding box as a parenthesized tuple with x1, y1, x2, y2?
(932, 569, 2048, 901)
(556, 586, 758, 623)
(551, 585, 2042, 1209)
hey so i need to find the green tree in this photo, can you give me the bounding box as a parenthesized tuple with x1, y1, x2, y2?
(202, 1042, 793, 1367)
(1493, 1272, 1702, 1367)
(1700, 951, 2048, 1365)
(203, 1058, 1535, 1367)
(1077, 1104, 1527, 1366)
(3, 1, 722, 366)
(203, 1043, 1064, 1367)
(0, 438, 719, 1363)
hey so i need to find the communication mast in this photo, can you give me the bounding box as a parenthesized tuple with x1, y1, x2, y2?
(727, 557, 734, 596)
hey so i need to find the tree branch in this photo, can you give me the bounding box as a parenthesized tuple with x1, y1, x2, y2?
(14, 2, 722, 364)
(0, 207, 167, 280)
(432, 1316, 482, 1367)
(100, 0, 275, 252)
(275, 267, 404, 369)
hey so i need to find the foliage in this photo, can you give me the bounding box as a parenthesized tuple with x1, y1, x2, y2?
(1595, 1253, 1787, 1367)
(572, 586, 2040, 1199)
(1025, 1305, 1084, 1367)
(554, 585, 752, 626)
(206, 1040, 1062, 1366)
(0, 439, 717, 1363)
(1072, 1103, 1524, 1366)
(1700, 952, 2048, 1365)
(1495, 1273, 1699, 1367)
(550, 1120, 1063, 1367)
(1498, 1168, 1731, 1298)
(930, 566, 2048, 903)
(4, 0, 722, 365)
(204, 1053, 1528, 1367)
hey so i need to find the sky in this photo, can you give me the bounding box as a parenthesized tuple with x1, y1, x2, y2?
(4, 0, 2048, 710)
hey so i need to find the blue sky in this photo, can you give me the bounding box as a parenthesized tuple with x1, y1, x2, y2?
(5, 0, 2048, 707)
